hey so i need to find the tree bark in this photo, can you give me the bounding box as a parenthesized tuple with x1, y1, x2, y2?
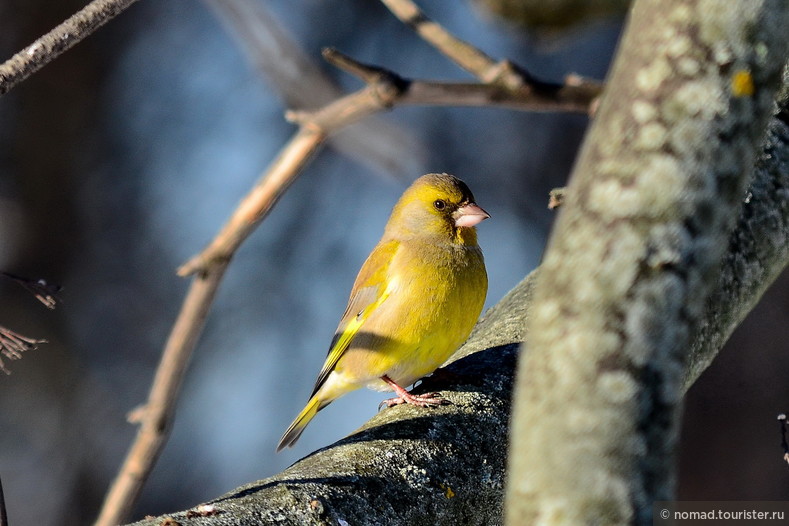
(126, 70, 788, 524)
(506, 1, 789, 525)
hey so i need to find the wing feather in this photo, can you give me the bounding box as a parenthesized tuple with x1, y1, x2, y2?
(310, 240, 400, 397)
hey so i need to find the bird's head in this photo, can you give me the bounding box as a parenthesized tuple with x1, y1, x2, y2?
(385, 173, 489, 245)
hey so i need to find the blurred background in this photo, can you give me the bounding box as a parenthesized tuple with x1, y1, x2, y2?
(0, 0, 786, 524)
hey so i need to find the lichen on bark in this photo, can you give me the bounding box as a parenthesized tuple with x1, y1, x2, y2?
(506, 1, 789, 524)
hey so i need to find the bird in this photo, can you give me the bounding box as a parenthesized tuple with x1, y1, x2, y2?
(277, 173, 489, 451)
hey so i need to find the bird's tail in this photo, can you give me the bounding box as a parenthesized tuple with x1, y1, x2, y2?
(276, 395, 324, 452)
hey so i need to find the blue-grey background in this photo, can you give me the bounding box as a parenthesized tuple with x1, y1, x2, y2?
(0, 1, 786, 524)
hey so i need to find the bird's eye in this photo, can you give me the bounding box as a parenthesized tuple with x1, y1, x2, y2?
(433, 199, 447, 210)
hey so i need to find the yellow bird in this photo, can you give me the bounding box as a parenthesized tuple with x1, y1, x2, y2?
(277, 173, 489, 451)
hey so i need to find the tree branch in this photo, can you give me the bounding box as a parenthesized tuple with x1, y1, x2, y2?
(0, 0, 142, 96)
(684, 76, 789, 388)
(380, 0, 602, 94)
(506, 0, 789, 524)
(380, 0, 507, 82)
(125, 79, 789, 524)
(177, 49, 600, 277)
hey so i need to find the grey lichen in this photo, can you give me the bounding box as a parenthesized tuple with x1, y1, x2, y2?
(685, 77, 789, 386)
(506, 0, 789, 525)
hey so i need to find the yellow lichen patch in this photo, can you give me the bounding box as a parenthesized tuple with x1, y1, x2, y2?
(439, 483, 456, 499)
(731, 69, 755, 97)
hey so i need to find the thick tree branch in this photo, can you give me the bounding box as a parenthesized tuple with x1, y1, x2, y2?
(125, 85, 789, 524)
(507, 1, 789, 524)
(684, 81, 789, 388)
(0, 0, 142, 96)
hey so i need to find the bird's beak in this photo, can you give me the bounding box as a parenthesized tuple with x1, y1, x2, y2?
(453, 203, 490, 228)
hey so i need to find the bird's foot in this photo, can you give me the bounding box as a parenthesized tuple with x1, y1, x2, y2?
(378, 375, 450, 410)
(380, 391, 448, 409)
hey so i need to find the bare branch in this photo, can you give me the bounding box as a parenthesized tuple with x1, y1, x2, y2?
(0, 0, 142, 96)
(379, 0, 603, 100)
(94, 261, 228, 526)
(379, 0, 508, 83)
(176, 127, 326, 277)
(178, 51, 599, 277)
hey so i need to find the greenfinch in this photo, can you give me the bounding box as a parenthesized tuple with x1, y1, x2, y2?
(277, 173, 488, 451)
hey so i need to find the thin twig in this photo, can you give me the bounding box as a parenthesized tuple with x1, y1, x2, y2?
(179, 49, 600, 277)
(176, 127, 327, 277)
(94, 262, 228, 526)
(379, 0, 504, 82)
(379, 0, 602, 99)
(0, 0, 142, 96)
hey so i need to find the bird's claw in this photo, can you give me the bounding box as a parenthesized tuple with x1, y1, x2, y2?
(378, 391, 450, 410)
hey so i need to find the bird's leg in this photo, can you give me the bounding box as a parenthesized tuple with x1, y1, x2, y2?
(379, 375, 449, 409)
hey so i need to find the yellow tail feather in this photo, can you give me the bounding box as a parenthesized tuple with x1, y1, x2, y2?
(276, 396, 323, 452)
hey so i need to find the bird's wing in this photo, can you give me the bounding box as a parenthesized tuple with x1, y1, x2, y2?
(310, 239, 400, 397)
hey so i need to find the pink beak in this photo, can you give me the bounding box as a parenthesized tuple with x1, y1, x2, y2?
(453, 203, 490, 228)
